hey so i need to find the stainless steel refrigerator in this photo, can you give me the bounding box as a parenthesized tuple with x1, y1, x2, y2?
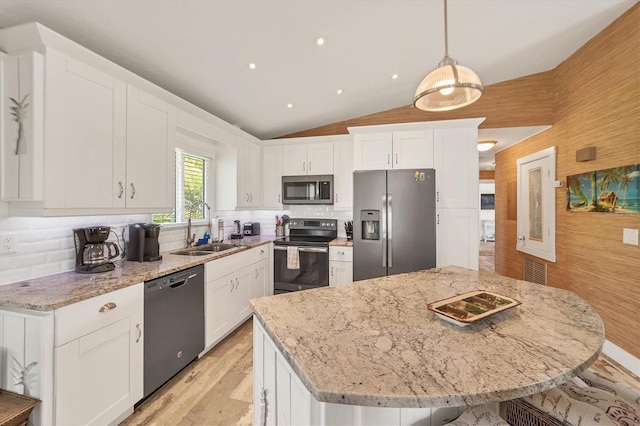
(353, 169, 436, 281)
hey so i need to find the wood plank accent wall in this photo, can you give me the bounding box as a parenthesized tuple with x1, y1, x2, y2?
(278, 71, 555, 138)
(496, 4, 640, 358)
(479, 171, 495, 180)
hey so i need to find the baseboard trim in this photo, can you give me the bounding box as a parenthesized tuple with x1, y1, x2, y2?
(603, 339, 640, 377)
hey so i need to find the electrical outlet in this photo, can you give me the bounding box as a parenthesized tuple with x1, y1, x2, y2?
(1, 232, 17, 253)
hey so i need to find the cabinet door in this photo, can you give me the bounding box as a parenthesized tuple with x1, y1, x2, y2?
(247, 142, 261, 206)
(333, 140, 353, 210)
(307, 142, 334, 175)
(55, 317, 133, 425)
(436, 208, 479, 270)
(434, 128, 478, 209)
(393, 129, 434, 169)
(282, 144, 308, 176)
(205, 274, 233, 348)
(46, 51, 127, 209)
(330, 261, 353, 286)
(353, 133, 393, 170)
(236, 140, 249, 207)
(250, 259, 269, 299)
(126, 85, 176, 209)
(129, 311, 143, 405)
(1, 51, 45, 202)
(231, 267, 252, 324)
(263, 145, 283, 208)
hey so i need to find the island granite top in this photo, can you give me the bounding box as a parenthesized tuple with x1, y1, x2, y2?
(0, 236, 275, 311)
(250, 266, 605, 408)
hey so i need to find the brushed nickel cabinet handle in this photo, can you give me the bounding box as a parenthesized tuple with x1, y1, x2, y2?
(230, 279, 235, 292)
(395, 153, 398, 164)
(387, 154, 390, 165)
(130, 183, 136, 199)
(118, 181, 124, 199)
(278, 194, 281, 203)
(99, 302, 117, 312)
(437, 214, 440, 225)
(136, 323, 142, 343)
(303, 162, 306, 171)
(331, 266, 334, 277)
(335, 193, 339, 203)
(308, 161, 311, 171)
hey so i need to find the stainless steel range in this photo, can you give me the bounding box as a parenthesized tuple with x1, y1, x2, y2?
(273, 218, 337, 294)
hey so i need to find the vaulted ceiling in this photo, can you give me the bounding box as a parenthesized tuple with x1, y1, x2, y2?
(0, 0, 635, 142)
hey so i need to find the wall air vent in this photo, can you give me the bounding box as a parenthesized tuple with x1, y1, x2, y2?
(523, 257, 547, 285)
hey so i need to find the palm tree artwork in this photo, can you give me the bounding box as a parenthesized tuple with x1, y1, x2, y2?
(568, 165, 639, 214)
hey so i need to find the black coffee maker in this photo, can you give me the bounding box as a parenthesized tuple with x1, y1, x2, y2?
(126, 223, 162, 262)
(73, 227, 120, 273)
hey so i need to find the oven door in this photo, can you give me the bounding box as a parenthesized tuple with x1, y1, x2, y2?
(273, 245, 329, 292)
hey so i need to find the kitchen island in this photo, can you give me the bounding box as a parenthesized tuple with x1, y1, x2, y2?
(250, 266, 605, 425)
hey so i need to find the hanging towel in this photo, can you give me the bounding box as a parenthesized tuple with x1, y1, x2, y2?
(287, 246, 300, 270)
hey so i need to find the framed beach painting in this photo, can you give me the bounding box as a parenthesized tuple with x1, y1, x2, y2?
(566, 171, 595, 212)
(595, 165, 639, 214)
(567, 164, 639, 214)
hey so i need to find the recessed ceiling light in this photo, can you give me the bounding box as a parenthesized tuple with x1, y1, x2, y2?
(248, 63, 256, 70)
(336, 89, 343, 95)
(287, 103, 293, 109)
(315, 37, 326, 46)
(391, 74, 399, 80)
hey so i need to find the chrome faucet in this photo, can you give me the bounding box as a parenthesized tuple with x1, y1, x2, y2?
(186, 200, 212, 247)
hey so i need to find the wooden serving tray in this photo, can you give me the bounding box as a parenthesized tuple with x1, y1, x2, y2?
(427, 290, 521, 327)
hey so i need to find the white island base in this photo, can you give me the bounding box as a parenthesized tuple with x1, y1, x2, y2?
(253, 319, 467, 426)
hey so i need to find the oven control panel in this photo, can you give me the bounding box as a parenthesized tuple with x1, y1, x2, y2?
(289, 219, 337, 230)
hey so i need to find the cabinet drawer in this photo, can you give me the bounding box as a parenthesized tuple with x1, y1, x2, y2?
(55, 283, 143, 347)
(330, 246, 353, 262)
(246, 244, 270, 264)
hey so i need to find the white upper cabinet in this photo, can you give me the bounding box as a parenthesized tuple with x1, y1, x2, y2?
(433, 127, 479, 209)
(263, 145, 283, 208)
(353, 133, 393, 170)
(352, 129, 433, 170)
(393, 130, 434, 169)
(237, 138, 261, 208)
(1, 51, 45, 202)
(0, 43, 176, 215)
(126, 85, 176, 210)
(282, 141, 333, 176)
(333, 139, 353, 210)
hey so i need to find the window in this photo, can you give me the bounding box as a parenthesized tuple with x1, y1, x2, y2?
(153, 151, 209, 224)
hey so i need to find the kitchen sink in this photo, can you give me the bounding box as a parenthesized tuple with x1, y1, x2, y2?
(171, 244, 240, 256)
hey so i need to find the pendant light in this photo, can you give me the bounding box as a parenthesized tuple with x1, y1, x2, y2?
(413, 0, 484, 111)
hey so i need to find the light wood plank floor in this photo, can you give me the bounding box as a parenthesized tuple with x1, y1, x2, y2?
(122, 319, 640, 426)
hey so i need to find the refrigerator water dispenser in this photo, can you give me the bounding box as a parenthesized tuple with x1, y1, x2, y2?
(360, 210, 380, 240)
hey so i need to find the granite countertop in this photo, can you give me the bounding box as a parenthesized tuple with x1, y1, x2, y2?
(0, 236, 275, 311)
(250, 266, 605, 408)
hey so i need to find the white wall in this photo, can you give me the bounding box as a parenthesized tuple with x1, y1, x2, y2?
(0, 206, 353, 286)
(479, 181, 495, 241)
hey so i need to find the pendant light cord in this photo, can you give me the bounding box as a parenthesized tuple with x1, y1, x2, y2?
(443, 0, 449, 58)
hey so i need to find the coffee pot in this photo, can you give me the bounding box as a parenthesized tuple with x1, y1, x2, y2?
(73, 226, 120, 273)
(83, 242, 119, 265)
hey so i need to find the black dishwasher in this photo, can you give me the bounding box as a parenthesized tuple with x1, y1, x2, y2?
(143, 264, 204, 398)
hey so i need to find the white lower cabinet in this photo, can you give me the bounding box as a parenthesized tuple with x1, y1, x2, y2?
(253, 318, 462, 426)
(54, 283, 143, 426)
(436, 208, 479, 270)
(204, 244, 272, 350)
(329, 246, 353, 286)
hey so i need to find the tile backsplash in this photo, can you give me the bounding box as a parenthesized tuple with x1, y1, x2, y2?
(0, 207, 352, 286)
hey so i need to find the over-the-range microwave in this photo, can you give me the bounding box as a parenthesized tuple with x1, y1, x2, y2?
(282, 175, 334, 205)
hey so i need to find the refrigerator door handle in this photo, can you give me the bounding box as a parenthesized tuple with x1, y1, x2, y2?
(388, 193, 393, 268)
(381, 193, 387, 268)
